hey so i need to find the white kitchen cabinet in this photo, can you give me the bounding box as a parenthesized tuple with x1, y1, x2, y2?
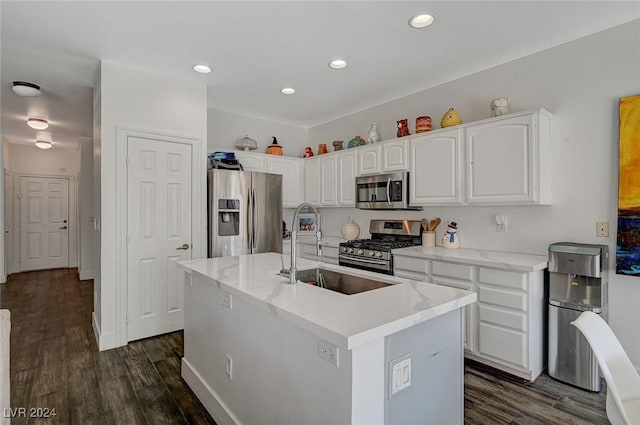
(356, 139, 409, 176)
(466, 109, 551, 204)
(337, 150, 356, 206)
(235, 151, 266, 172)
(319, 155, 338, 206)
(392, 250, 546, 381)
(267, 156, 305, 208)
(357, 145, 380, 176)
(410, 129, 463, 204)
(304, 157, 320, 205)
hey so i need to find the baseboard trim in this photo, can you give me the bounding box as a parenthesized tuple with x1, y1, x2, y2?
(78, 269, 94, 281)
(181, 358, 239, 425)
(92, 312, 119, 351)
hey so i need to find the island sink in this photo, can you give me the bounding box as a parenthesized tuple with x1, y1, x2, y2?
(294, 267, 393, 295)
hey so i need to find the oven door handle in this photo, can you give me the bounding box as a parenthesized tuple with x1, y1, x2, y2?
(339, 255, 389, 266)
(386, 177, 392, 206)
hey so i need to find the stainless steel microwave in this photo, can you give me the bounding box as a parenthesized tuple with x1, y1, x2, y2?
(355, 172, 422, 210)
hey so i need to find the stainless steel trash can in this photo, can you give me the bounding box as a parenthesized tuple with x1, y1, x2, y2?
(547, 242, 608, 392)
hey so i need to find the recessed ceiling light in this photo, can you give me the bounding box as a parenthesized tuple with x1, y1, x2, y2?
(27, 118, 49, 130)
(329, 59, 348, 69)
(35, 140, 52, 150)
(280, 88, 296, 95)
(409, 14, 435, 29)
(193, 64, 212, 74)
(12, 81, 41, 97)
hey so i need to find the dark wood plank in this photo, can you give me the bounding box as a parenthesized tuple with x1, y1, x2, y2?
(136, 383, 189, 425)
(67, 365, 105, 425)
(31, 336, 66, 397)
(119, 341, 162, 390)
(98, 377, 147, 425)
(29, 390, 68, 425)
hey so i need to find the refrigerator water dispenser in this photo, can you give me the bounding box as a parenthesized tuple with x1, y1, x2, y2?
(218, 199, 240, 236)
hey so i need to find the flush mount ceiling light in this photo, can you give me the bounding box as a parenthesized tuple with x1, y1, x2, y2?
(12, 81, 41, 97)
(280, 87, 296, 95)
(409, 14, 435, 28)
(35, 140, 52, 150)
(193, 64, 212, 74)
(329, 59, 348, 69)
(27, 118, 49, 130)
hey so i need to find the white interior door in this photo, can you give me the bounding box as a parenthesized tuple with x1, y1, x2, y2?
(4, 171, 12, 275)
(127, 136, 192, 341)
(19, 176, 70, 271)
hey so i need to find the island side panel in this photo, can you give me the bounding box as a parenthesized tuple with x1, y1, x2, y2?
(384, 309, 464, 425)
(183, 272, 354, 425)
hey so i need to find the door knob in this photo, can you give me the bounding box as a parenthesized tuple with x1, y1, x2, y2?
(176, 243, 190, 250)
(60, 226, 68, 230)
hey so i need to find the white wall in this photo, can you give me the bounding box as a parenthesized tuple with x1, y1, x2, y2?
(308, 20, 640, 368)
(0, 136, 5, 283)
(95, 61, 207, 350)
(207, 107, 308, 156)
(78, 137, 93, 280)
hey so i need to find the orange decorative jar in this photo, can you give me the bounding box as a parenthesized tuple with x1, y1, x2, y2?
(317, 143, 328, 155)
(266, 136, 283, 155)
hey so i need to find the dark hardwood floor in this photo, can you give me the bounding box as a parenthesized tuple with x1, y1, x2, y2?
(0, 268, 608, 425)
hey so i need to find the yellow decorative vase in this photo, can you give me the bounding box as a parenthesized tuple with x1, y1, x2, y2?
(440, 108, 462, 128)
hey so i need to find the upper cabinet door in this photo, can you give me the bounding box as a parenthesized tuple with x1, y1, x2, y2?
(304, 157, 320, 206)
(410, 129, 462, 205)
(357, 145, 381, 176)
(267, 156, 305, 208)
(319, 155, 338, 206)
(235, 152, 266, 172)
(382, 140, 409, 172)
(466, 110, 551, 204)
(338, 150, 357, 207)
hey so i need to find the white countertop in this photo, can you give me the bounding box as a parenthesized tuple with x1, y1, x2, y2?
(392, 246, 548, 272)
(179, 253, 476, 350)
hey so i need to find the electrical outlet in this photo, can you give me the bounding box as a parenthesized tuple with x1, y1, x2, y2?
(222, 292, 233, 309)
(496, 214, 508, 232)
(596, 221, 609, 237)
(389, 354, 412, 397)
(225, 355, 233, 380)
(318, 339, 339, 366)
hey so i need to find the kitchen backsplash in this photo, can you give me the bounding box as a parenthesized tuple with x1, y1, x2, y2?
(286, 205, 570, 256)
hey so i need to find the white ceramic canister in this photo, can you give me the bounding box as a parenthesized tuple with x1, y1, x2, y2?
(341, 217, 360, 241)
(422, 231, 436, 248)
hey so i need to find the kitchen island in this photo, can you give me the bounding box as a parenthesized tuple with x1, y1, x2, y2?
(179, 253, 476, 425)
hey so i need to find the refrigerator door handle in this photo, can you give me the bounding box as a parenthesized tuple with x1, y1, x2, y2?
(247, 187, 253, 249)
(252, 188, 257, 250)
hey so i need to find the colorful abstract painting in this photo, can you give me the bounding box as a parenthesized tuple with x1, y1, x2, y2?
(616, 94, 640, 275)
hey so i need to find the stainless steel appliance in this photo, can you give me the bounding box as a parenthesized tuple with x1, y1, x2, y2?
(207, 169, 282, 257)
(338, 219, 422, 275)
(355, 172, 422, 210)
(548, 242, 608, 392)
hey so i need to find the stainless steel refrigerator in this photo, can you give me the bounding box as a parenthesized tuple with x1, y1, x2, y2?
(207, 169, 283, 258)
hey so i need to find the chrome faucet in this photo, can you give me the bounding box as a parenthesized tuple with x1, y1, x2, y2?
(285, 203, 322, 284)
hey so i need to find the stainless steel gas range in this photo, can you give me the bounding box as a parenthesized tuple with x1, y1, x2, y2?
(338, 219, 422, 275)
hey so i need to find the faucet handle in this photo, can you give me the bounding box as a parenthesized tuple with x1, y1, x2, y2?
(316, 229, 323, 257)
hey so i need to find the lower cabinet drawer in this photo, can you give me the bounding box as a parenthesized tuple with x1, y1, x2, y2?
(478, 323, 527, 369)
(395, 270, 427, 281)
(478, 285, 526, 311)
(432, 261, 474, 281)
(478, 304, 527, 332)
(394, 256, 426, 274)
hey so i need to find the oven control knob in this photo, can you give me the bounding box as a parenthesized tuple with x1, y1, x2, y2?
(348, 248, 354, 254)
(340, 246, 346, 253)
(376, 252, 383, 258)
(357, 249, 364, 255)
(368, 250, 375, 256)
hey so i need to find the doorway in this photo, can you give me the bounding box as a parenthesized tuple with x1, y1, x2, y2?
(18, 175, 71, 271)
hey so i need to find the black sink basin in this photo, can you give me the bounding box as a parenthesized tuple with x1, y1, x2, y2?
(295, 268, 392, 295)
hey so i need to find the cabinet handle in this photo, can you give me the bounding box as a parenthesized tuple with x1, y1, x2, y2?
(176, 243, 190, 250)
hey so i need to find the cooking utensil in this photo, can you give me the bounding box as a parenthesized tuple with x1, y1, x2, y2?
(431, 218, 442, 231)
(421, 218, 429, 231)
